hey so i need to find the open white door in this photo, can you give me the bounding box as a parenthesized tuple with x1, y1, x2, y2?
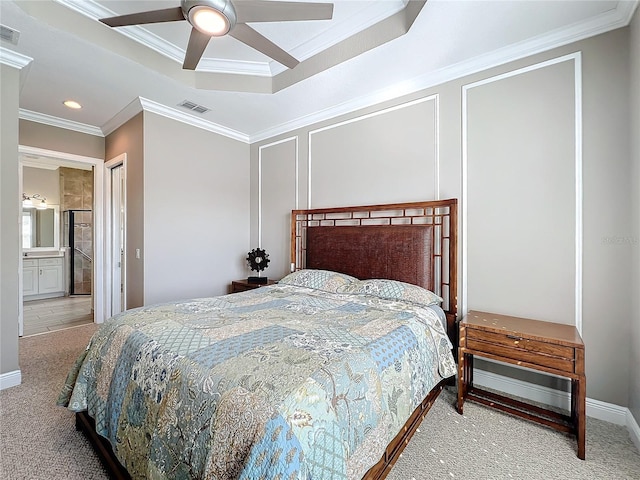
(105, 154, 126, 318)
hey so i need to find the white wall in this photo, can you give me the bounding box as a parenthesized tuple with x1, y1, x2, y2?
(465, 57, 577, 325)
(22, 167, 60, 205)
(308, 96, 439, 208)
(20, 119, 105, 159)
(257, 137, 299, 280)
(251, 28, 633, 407)
(105, 113, 144, 309)
(579, 29, 631, 407)
(0, 63, 21, 382)
(143, 113, 250, 303)
(252, 96, 439, 280)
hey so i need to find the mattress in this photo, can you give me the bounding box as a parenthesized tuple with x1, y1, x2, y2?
(59, 283, 456, 480)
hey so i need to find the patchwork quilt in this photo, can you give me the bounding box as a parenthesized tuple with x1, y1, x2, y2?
(59, 284, 456, 480)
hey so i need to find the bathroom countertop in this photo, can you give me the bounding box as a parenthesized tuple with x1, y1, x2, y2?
(23, 252, 65, 259)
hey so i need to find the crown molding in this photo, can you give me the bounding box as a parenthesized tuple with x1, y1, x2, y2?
(0, 47, 32, 69)
(19, 108, 104, 137)
(621, 0, 640, 24)
(19, 0, 638, 145)
(101, 97, 250, 143)
(100, 97, 143, 137)
(138, 97, 250, 143)
(196, 57, 272, 76)
(55, 0, 185, 64)
(21, 97, 249, 143)
(249, 0, 638, 143)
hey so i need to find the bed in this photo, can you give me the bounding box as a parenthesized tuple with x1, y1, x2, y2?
(58, 199, 458, 480)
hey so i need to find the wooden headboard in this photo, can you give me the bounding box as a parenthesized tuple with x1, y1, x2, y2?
(306, 225, 435, 291)
(291, 199, 458, 338)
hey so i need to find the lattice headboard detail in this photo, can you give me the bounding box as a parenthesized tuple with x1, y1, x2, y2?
(291, 199, 458, 336)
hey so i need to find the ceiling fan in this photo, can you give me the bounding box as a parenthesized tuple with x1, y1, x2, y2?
(100, 0, 334, 70)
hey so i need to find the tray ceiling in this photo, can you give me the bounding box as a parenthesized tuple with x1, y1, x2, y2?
(1, 0, 637, 141)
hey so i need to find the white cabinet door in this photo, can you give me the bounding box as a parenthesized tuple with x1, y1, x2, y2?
(39, 263, 64, 294)
(24, 257, 64, 298)
(23, 266, 38, 296)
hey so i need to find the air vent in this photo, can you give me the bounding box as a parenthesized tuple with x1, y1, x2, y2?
(177, 100, 210, 115)
(0, 25, 20, 45)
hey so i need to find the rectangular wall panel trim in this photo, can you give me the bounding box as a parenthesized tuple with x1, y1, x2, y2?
(258, 136, 299, 248)
(461, 52, 583, 334)
(307, 95, 440, 208)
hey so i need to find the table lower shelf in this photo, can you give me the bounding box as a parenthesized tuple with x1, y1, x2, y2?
(461, 386, 575, 434)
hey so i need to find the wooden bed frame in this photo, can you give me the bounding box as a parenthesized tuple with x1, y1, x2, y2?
(77, 198, 458, 480)
(291, 199, 458, 480)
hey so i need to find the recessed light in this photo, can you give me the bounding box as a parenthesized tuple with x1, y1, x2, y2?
(63, 100, 82, 109)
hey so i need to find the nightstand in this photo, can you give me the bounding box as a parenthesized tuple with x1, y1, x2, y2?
(457, 310, 586, 459)
(231, 279, 277, 293)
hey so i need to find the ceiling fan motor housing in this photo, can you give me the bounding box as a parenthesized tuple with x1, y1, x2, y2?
(182, 0, 237, 35)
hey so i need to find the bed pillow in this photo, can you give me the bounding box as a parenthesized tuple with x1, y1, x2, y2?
(337, 279, 442, 307)
(278, 269, 358, 293)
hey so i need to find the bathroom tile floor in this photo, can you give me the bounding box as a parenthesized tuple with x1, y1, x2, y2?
(22, 296, 93, 336)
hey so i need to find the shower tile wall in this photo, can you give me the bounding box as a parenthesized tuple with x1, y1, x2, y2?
(73, 211, 92, 295)
(60, 168, 93, 295)
(60, 167, 93, 211)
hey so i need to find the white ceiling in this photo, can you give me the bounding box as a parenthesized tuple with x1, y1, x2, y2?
(1, 0, 637, 143)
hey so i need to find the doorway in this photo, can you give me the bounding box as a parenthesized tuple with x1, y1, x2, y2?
(18, 146, 106, 337)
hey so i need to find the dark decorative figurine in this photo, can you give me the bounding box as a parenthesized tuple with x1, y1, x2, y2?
(246, 248, 270, 283)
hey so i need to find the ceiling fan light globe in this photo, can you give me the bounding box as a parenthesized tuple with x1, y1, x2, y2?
(182, 0, 237, 36)
(190, 6, 229, 36)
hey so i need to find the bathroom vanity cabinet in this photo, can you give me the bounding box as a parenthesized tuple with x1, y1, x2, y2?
(23, 256, 64, 299)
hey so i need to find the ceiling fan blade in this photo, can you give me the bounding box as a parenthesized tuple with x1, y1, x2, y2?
(230, 23, 299, 69)
(183, 27, 211, 70)
(234, 1, 333, 23)
(100, 7, 184, 27)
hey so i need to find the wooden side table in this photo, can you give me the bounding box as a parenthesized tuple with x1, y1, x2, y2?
(457, 310, 586, 460)
(231, 279, 277, 293)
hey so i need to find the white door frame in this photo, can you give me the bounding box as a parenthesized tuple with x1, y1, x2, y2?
(18, 145, 106, 331)
(104, 153, 127, 318)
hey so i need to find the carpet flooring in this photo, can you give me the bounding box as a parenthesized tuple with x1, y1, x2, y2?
(1, 323, 639, 479)
(388, 387, 640, 479)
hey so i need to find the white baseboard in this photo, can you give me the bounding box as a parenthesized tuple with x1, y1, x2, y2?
(0, 370, 22, 390)
(473, 368, 628, 426)
(627, 409, 640, 452)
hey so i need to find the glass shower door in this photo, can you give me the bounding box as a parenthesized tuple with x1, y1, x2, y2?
(64, 209, 93, 295)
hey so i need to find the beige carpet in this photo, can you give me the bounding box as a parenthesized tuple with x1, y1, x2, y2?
(0, 324, 107, 479)
(388, 387, 640, 480)
(1, 323, 640, 479)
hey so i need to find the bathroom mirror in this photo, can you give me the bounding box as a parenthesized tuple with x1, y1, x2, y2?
(22, 205, 60, 250)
